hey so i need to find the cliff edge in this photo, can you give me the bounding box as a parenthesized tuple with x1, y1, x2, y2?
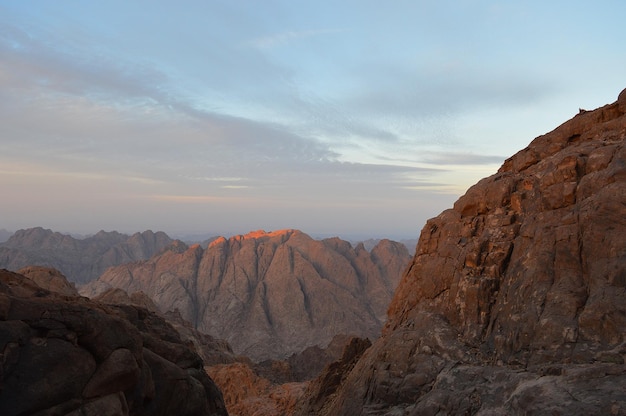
(298, 89, 626, 415)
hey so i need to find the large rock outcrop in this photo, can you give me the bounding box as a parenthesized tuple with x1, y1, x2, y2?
(16, 265, 80, 296)
(0, 228, 175, 284)
(81, 230, 411, 361)
(0, 269, 228, 416)
(300, 91, 626, 415)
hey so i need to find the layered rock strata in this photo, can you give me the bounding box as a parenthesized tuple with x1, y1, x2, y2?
(302, 91, 626, 415)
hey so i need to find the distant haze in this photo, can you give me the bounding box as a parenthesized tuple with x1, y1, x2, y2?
(1, 2, 624, 239)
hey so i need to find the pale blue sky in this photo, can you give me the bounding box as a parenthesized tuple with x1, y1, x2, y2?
(1, 1, 624, 239)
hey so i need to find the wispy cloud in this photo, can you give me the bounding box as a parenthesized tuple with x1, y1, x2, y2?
(0, 19, 341, 177)
(418, 151, 506, 166)
(4, 1, 618, 237)
(248, 28, 347, 49)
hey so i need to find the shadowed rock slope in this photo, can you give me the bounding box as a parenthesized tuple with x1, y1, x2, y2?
(0, 227, 175, 284)
(0, 268, 228, 416)
(297, 90, 626, 415)
(81, 230, 411, 361)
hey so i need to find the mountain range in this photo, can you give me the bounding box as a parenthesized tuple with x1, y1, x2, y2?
(0, 227, 175, 284)
(2, 89, 625, 415)
(81, 229, 412, 361)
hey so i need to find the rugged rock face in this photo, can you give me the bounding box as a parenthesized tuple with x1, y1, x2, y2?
(296, 337, 372, 415)
(206, 335, 365, 416)
(88, 286, 241, 369)
(0, 227, 175, 284)
(0, 269, 228, 416)
(17, 265, 80, 296)
(305, 91, 626, 415)
(249, 334, 352, 384)
(207, 362, 308, 416)
(82, 230, 411, 361)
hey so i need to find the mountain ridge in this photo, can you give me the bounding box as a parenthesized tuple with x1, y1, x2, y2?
(0, 227, 176, 284)
(81, 229, 412, 361)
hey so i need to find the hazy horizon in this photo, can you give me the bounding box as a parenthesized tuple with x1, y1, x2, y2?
(1, 2, 624, 238)
(0, 225, 419, 247)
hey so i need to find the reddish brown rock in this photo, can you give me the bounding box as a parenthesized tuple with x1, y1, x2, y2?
(303, 90, 626, 415)
(0, 269, 228, 416)
(17, 265, 80, 296)
(207, 361, 308, 416)
(82, 230, 410, 361)
(204, 334, 375, 416)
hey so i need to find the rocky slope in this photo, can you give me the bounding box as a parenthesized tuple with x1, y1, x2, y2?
(207, 362, 308, 416)
(205, 335, 365, 416)
(297, 90, 626, 415)
(0, 227, 175, 284)
(81, 229, 411, 361)
(0, 268, 228, 415)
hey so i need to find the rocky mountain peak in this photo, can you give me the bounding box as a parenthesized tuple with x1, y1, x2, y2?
(303, 89, 626, 415)
(385, 88, 626, 356)
(242, 229, 298, 240)
(82, 230, 411, 361)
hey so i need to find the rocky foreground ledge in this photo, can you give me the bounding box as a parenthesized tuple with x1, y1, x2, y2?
(0, 268, 228, 416)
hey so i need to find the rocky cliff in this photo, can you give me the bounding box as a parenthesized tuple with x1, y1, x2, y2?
(0, 268, 228, 416)
(0, 227, 175, 284)
(298, 90, 626, 415)
(81, 229, 411, 361)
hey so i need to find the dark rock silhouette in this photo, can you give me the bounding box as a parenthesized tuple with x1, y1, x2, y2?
(0, 268, 228, 415)
(298, 90, 626, 415)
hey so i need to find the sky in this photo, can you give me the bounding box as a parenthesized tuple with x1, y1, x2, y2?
(0, 1, 624, 240)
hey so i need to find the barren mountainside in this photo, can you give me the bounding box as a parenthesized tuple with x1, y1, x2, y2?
(81, 229, 411, 361)
(0, 268, 228, 415)
(0, 227, 175, 284)
(297, 90, 626, 415)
